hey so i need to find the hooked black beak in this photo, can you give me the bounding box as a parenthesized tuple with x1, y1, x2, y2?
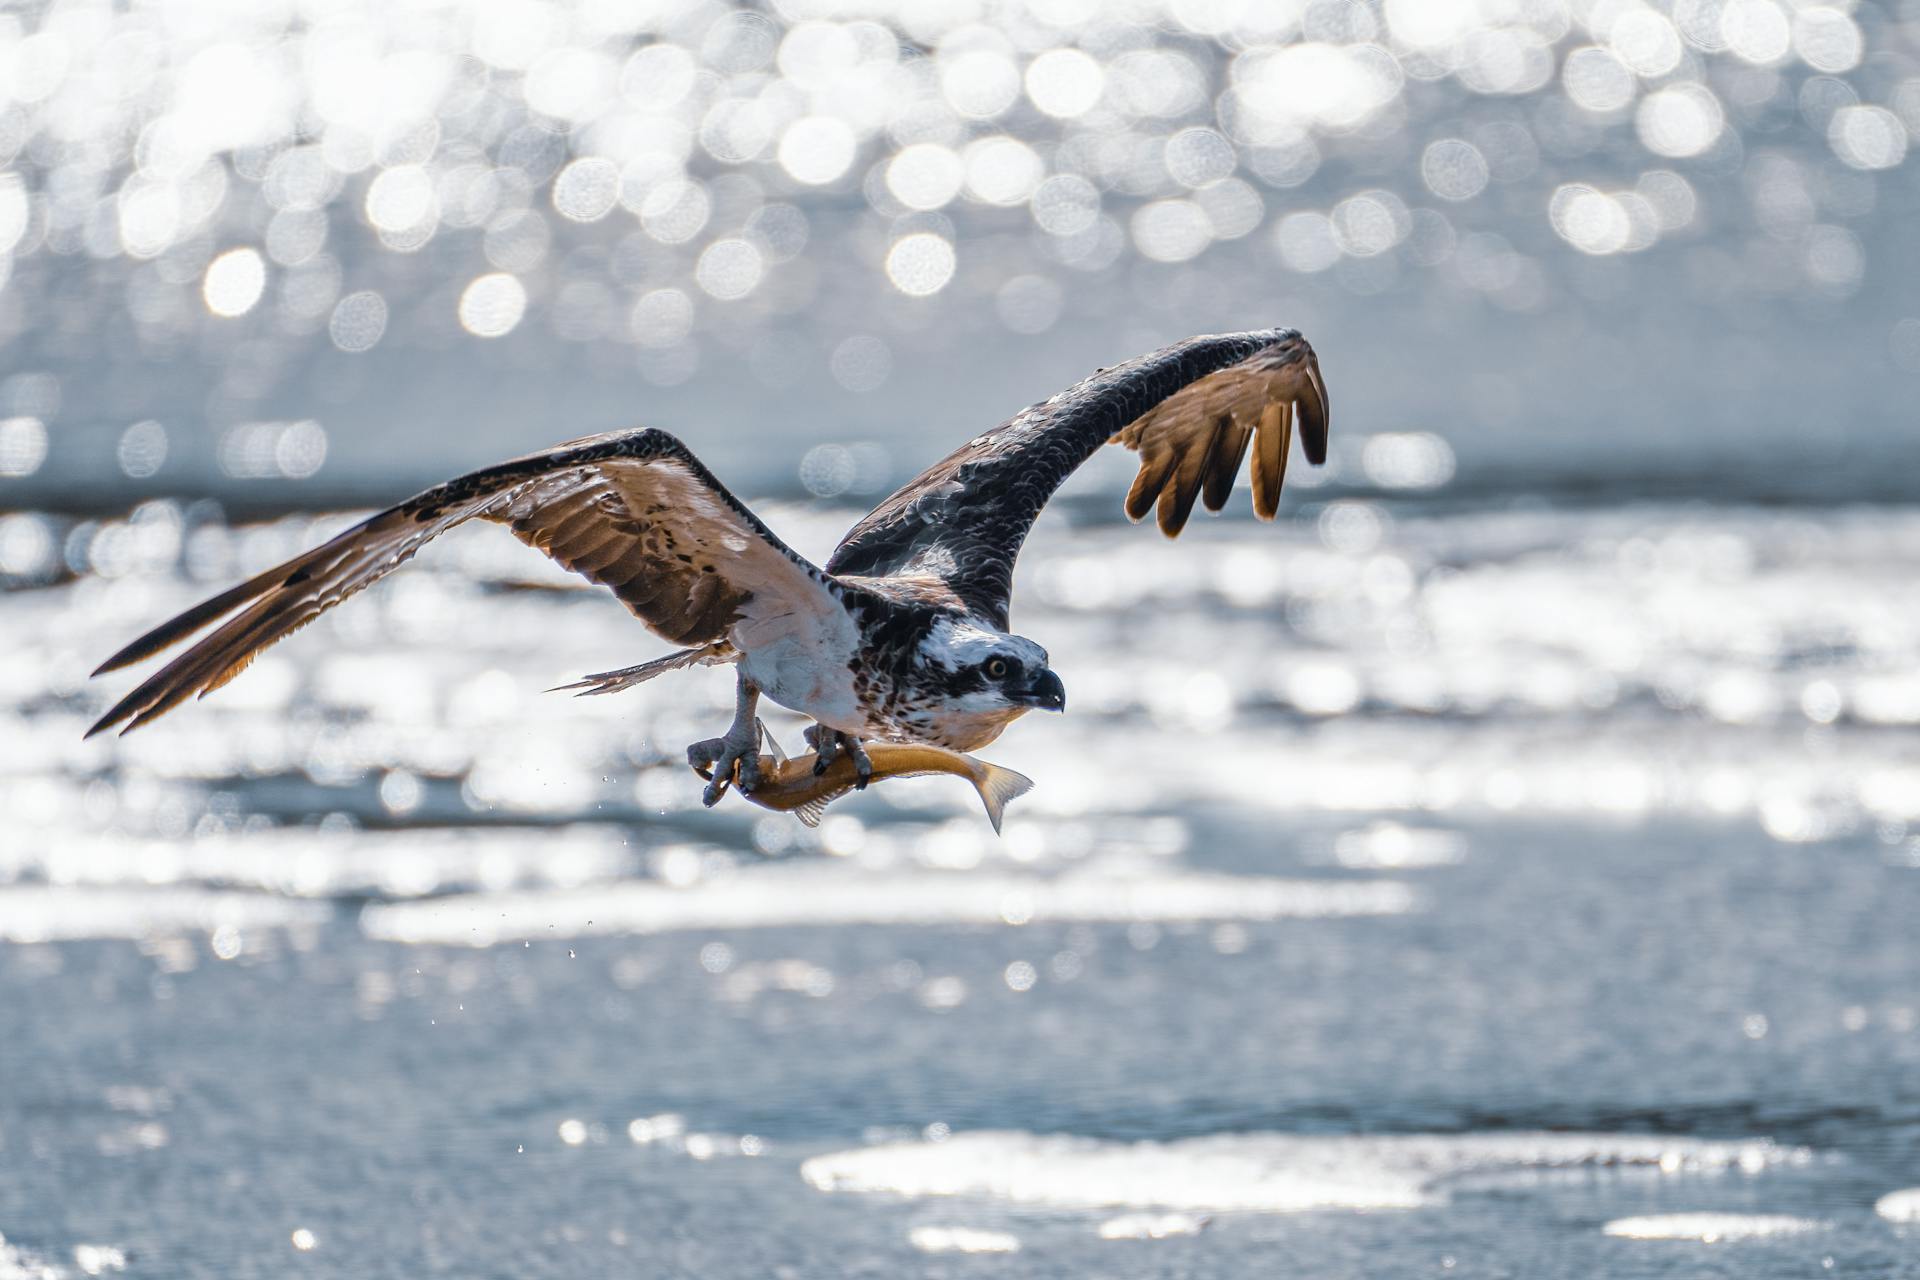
(1023, 668, 1066, 713)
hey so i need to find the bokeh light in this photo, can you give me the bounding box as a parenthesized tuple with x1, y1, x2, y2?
(202, 248, 266, 318)
(629, 288, 695, 349)
(887, 145, 966, 211)
(695, 238, 764, 301)
(1026, 48, 1105, 119)
(0, 0, 1908, 493)
(458, 273, 527, 338)
(829, 336, 892, 393)
(884, 233, 955, 297)
(552, 158, 622, 223)
(0, 416, 48, 477)
(116, 420, 168, 478)
(1421, 140, 1490, 202)
(1637, 84, 1726, 158)
(778, 118, 858, 187)
(328, 291, 388, 354)
(1131, 200, 1213, 263)
(1829, 106, 1908, 172)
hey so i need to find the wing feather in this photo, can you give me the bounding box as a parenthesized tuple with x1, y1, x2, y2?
(1123, 442, 1179, 523)
(1250, 399, 1293, 521)
(827, 329, 1329, 626)
(90, 428, 838, 736)
(1157, 416, 1225, 536)
(1203, 419, 1253, 513)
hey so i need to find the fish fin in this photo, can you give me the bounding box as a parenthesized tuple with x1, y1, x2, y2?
(757, 719, 788, 766)
(972, 762, 1036, 835)
(795, 798, 830, 827)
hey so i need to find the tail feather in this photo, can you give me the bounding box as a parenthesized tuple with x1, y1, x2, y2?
(971, 762, 1036, 835)
(547, 644, 726, 696)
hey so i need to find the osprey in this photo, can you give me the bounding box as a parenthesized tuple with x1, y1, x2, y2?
(89, 329, 1329, 806)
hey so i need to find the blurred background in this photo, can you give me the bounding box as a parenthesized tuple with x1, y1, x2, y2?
(0, 0, 1917, 510)
(4, 1, 1920, 1277)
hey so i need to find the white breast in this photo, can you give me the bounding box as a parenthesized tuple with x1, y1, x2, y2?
(733, 603, 865, 730)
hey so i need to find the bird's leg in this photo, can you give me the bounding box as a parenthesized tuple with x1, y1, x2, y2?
(685, 671, 763, 806)
(803, 724, 872, 789)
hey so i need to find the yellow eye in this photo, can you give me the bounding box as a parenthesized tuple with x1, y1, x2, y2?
(985, 657, 1010, 680)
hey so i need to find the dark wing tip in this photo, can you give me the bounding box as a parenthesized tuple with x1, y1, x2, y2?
(1299, 356, 1330, 466)
(1123, 446, 1176, 524)
(92, 641, 154, 679)
(1156, 418, 1227, 537)
(85, 699, 135, 739)
(92, 623, 190, 677)
(88, 539, 348, 678)
(1201, 422, 1253, 513)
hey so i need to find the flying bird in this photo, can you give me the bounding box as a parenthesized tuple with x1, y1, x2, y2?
(89, 329, 1329, 806)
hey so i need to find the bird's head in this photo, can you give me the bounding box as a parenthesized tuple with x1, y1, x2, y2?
(917, 617, 1065, 715)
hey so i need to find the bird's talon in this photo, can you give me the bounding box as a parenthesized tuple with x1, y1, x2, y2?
(804, 723, 840, 774)
(687, 738, 723, 781)
(690, 732, 757, 804)
(803, 725, 869, 785)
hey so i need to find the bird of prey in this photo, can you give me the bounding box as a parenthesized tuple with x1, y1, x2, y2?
(89, 329, 1329, 806)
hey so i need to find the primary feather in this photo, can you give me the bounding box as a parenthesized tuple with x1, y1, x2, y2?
(826, 328, 1327, 628)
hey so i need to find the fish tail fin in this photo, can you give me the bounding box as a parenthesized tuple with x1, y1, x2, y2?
(972, 762, 1035, 835)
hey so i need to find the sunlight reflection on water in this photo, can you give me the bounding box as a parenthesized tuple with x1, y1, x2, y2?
(6, 497, 1919, 861)
(1, 1, 1918, 501)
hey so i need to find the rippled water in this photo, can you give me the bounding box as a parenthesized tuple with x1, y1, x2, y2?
(4, 488, 1919, 1277)
(6, 1, 1920, 1270)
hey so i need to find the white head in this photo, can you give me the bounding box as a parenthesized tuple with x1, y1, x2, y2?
(915, 616, 1065, 716)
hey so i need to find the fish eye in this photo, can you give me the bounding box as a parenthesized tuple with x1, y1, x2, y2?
(984, 656, 1012, 680)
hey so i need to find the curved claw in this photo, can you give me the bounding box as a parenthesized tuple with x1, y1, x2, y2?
(804, 725, 870, 785)
(687, 739, 721, 783)
(688, 737, 761, 806)
(804, 723, 839, 775)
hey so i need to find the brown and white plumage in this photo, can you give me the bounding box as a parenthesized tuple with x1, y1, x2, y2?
(88, 430, 843, 737)
(89, 329, 1330, 821)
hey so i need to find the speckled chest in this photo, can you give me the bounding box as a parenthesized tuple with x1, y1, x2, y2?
(771, 590, 1022, 750)
(835, 599, 945, 743)
(847, 645, 1021, 751)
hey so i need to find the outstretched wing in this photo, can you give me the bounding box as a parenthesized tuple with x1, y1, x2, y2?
(826, 329, 1328, 628)
(89, 428, 840, 736)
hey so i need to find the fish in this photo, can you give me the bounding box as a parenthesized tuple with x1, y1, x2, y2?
(701, 741, 1034, 833)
